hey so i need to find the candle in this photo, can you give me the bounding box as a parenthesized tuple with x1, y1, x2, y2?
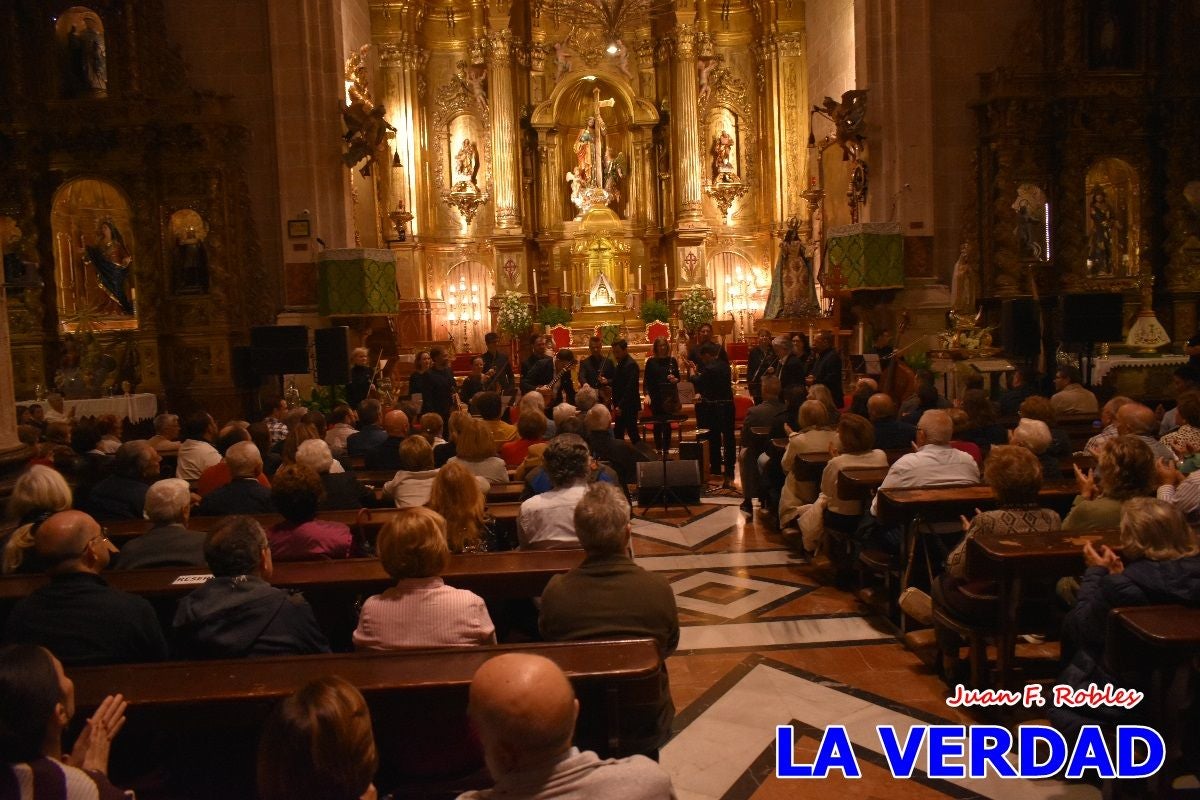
(562, 269, 568, 292)
(663, 264, 669, 292)
(808, 325, 815, 343)
(638, 266, 643, 291)
(532, 270, 538, 296)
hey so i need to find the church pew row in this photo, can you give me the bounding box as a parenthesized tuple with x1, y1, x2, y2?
(835, 456, 1097, 503)
(351, 474, 526, 504)
(874, 481, 1078, 528)
(69, 638, 663, 800)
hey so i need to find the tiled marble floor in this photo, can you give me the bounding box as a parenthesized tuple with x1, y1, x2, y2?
(631, 496, 1102, 800)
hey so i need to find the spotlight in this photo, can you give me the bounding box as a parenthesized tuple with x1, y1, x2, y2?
(606, 43, 619, 55)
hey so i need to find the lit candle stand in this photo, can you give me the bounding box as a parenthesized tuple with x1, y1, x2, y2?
(446, 276, 483, 350)
(724, 265, 766, 341)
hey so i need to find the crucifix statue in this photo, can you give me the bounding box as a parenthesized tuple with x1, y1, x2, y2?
(567, 87, 617, 215)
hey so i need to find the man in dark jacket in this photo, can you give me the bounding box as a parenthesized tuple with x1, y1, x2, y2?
(867, 393, 917, 450)
(583, 404, 648, 487)
(481, 331, 513, 392)
(346, 399, 388, 459)
(82, 440, 160, 520)
(539, 483, 678, 755)
(172, 516, 330, 658)
(694, 342, 735, 482)
(194, 442, 273, 516)
(609, 339, 642, 445)
(114, 478, 206, 570)
(4, 510, 168, 665)
(807, 331, 844, 407)
(577, 335, 612, 392)
(739, 376, 789, 514)
(520, 334, 555, 394)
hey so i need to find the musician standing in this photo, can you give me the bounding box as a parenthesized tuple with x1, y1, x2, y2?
(578, 335, 609, 389)
(746, 330, 775, 403)
(688, 322, 729, 366)
(460, 356, 486, 407)
(771, 335, 808, 395)
(548, 349, 577, 407)
(643, 336, 681, 453)
(609, 339, 642, 445)
(520, 334, 554, 394)
(423, 346, 458, 421)
(481, 332, 513, 392)
(347, 346, 373, 408)
(694, 342, 736, 486)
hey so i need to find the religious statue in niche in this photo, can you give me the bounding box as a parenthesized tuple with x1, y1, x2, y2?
(58, 8, 107, 96)
(455, 60, 488, 114)
(453, 138, 480, 191)
(1087, 185, 1120, 276)
(81, 219, 134, 316)
(341, 45, 395, 177)
(710, 130, 739, 184)
(169, 209, 209, 294)
(763, 217, 819, 319)
(1011, 183, 1048, 261)
(603, 151, 628, 206)
(565, 89, 621, 217)
(948, 243, 978, 319)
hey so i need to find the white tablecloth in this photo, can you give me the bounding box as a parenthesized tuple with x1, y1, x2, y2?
(1086, 355, 1189, 386)
(17, 393, 159, 422)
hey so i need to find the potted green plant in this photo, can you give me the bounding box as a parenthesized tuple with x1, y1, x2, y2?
(598, 323, 621, 345)
(679, 286, 715, 335)
(496, 291, 533, 340)
(640, 298, 670, 325)
(537, 305, 572, 328)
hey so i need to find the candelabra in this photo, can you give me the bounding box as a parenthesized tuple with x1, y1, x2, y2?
(446, 276, 483, 351)
(724, 265, 766, 341)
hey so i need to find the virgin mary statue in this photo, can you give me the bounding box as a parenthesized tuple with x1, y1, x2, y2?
(763, 218, 818, 318)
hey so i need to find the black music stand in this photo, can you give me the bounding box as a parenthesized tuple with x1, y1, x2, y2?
(636, 413, 690, 518)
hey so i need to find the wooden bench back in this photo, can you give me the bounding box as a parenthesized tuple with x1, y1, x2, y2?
(875, 481, 1078, 526)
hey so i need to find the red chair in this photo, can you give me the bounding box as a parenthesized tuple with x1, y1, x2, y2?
(548, 324, 573, 351)
(726, 341, 750, 362)
(734, 394, 754, 426)
(645, 320, 670, 343)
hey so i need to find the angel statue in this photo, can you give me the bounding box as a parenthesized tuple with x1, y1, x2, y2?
(710, 130, 738, 183)
(341, 45, 396, 177)
(814, 89, 868, 162)
(603, 151, 627, 206)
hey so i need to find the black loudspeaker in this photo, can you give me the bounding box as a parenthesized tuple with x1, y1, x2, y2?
(314, 327, 350, 385)
(1001, 298, 1041, 359)
(231, 346, 260, 390)
(1061, 294, 1124, 344)
(250, 325, 309, 375)
(636, 460, 702, 505)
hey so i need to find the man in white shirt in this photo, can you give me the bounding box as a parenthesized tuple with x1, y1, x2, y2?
(1050, 366, 1099, 416)
(518, 435, 591, 549)
(1084, 395, 1133, 456)
(870, 409, 981, 521)
(175, 411, 221, 480)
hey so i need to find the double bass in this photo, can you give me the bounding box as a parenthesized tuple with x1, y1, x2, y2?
(878, 317, 917, 407)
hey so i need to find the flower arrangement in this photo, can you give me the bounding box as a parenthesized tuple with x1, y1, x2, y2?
(496, 291, 532, 338)
(679, 286, 715, 334)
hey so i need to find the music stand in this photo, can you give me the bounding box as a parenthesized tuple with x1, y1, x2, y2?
(637, 413, 690, 518)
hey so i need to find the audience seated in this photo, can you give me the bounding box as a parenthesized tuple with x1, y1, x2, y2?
(434, 409, 470, 467)
(807, 414, 888, 552)
(583, 404, 646, 487)
(1051, 498, 1200, 738)
(1159, 364, 1200, 435)
(514, 391, 555, 436)
(739, 376, 789, 516)
(383, 435, 442, 508)
(113, 479, 206, 570)
(3, 510, 168, 665)
(1017, 396, 1073, 460)
(172, 516, 330, 658)
(1050, 365, 1099, 416)
(1161, 389, 1200, 456)
(81, 440, 160, 520)
(779, 400, 838, 529)
(846, 378, 876, 417)
(346, 400, 388, 460)
(945, 409, 983, 467)
(1007, 417, 1058, 476)
(176, 411, 221, 480)
(539, 483, 678, 755)
(194, 441, 274, 516)
(0, 643, 130, 798)
(353, 507, 495, 649)
(804, 384, 840, 427)
(1155, 454, 1200, 527)
(92, 415, 123, 456)
(296, 438, 370, 510)
(1063, 435, 1155, 530)
(324, 403, 358, 459)
(501, 410, 549, 469)
(1083, 395, 1133, 456)
(267, 465, 354, 561)
(518, 435, 591, 549)
(2, 465, 73, 575)
(1114, 401, 1175, 462)
(420, 412, 447, 447)
(459, 653, 676, 799)
(575, 385, 599, 414)
(196, 424, 272, 497)
(147, 412, 182, 454)
(364, 409, 410, 471)
(473, 391, 518, 445)
(931, 446, 1061, 677)
(866, 393, 916, 450)
(448, 418, 510, 484)
(956, 389, 1007, 454)
(257, 676, 378, 800)
(997, 366, 1041, 416)
(248, 420, 283, 478)
(429, 461, 494, 553)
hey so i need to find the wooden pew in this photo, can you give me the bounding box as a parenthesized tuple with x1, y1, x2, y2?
(875, 481, 1078, 528)
(966, 527, 1122, 688)
(836, 466, 890, 502)
(354, 472, 525, 504)
(70, 639, 663, 798)
(1104, 605, 1200, 798)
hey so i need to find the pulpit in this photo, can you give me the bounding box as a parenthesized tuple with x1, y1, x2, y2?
(317, 248, 399, 316)
(825, 222, 904, 291)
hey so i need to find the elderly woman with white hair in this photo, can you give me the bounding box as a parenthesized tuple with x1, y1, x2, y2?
(147, 413, 181, 454)
(1008, 417, 1059, 477)
(1, 465, 73, 575)
(295, 438, 370, 510)
(516, 391, 555, 436)
(114, 479, 207, 570)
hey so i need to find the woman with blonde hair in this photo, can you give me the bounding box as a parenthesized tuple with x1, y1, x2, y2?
(447, 418, 509, 484)
(428, 460, 493, 553)
(353, 507, 495, 648)
(778, 400, 838, 528)
(2, 465, 73, 574)
(258, 675, 379, 800)
(804, 384, 840, 427)
(1062, 435, 1156, 530)
(434, 408, 472, 466)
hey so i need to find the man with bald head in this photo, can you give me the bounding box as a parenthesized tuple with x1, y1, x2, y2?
(866, 393, 917, 450)
(364, 408, 410, 470)
(1084, 395, 1133, 456)
(457, 653, 676, 800)
(194, 441, 273, 516)
(1114, 402, 1175, 462)
(2, 510, 168, 665)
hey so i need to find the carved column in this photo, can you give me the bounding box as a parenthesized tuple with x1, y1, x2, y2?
(667, 24, 704, 224)
(377, 38, 426, 238)
(760, 31, 807, 226)
(487, 30, 522, 231)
